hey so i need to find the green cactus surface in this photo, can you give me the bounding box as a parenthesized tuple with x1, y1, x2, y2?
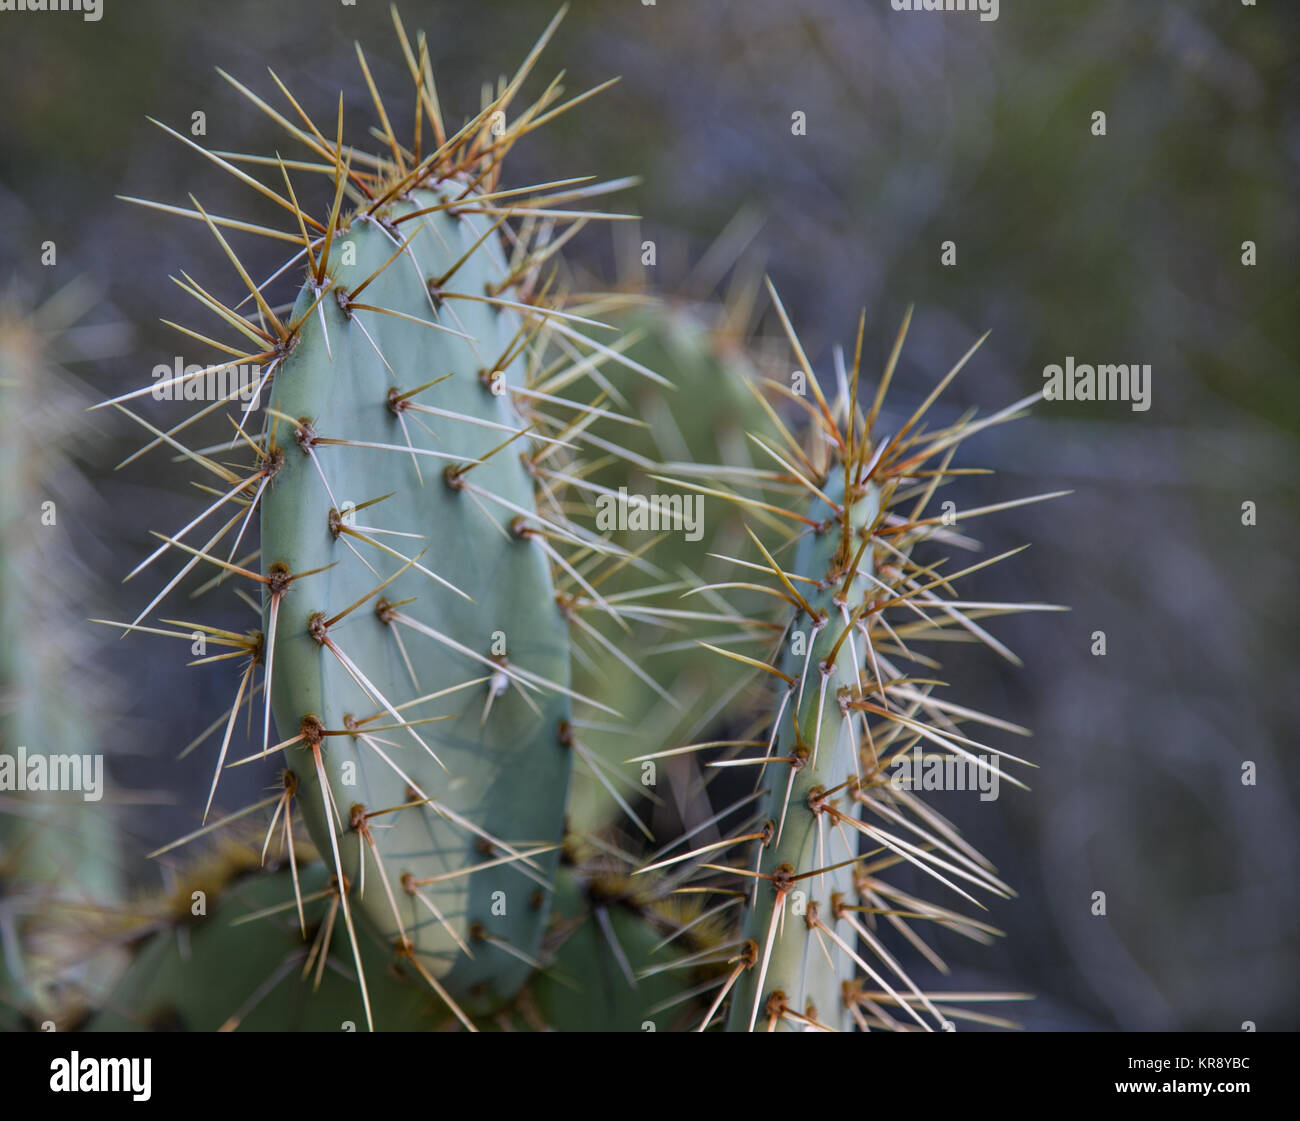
(90, 854, 441, 1032)
(560, 296, 783, 836)
(529, 860, 710, 1032)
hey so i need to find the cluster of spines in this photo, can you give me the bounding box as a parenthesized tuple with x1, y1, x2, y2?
(633, 287, 1066, 1031)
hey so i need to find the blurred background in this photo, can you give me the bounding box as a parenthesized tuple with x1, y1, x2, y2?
(0, 0, 1296, 1030)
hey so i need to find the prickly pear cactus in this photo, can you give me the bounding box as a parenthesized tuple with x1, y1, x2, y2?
(90, 848, 441, 1032)
(86, 10, 1053, 1034)
(722, 472, 877, 1029)
(528, 855, 719, 1032)
(0, 281, 126, 1029)
(257, 182, 574, 1020)
(559, 295, 784, 835)
(649, 291, 1057, 1032)
(97, 8, 702, 1031)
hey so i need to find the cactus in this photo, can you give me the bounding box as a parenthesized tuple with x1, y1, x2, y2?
(89, 836, 719, 1032)
(96, 6, 710, 1031)
(253, 177, 582, 1025)
(719, 470, 878, 1030)
(527, 850, 720, 1032)
(558, 291, 785, 835)
(89, 846, 444, 1032)
(0, 280, 128, 1029)
(79, 8, 1056, 1034)
(644, 290, 1061, 1032)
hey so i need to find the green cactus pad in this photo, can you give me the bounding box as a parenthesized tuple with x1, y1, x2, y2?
(725, 476, 878, 1030)
(90, 861, 439, 1032)
(259, 186, 574, 1018)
